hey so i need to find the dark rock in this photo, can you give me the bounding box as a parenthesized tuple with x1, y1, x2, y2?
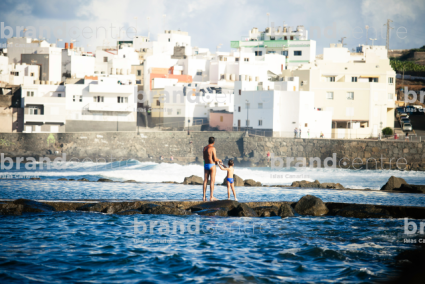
(278, 203, 295, 218)
(254, 206, 279, 217)
(380, 176, 407, 191)
(78, 178, 89, 181)
(291, 180, 321, 188)
(69, 179, 75, 181)
(13, 199, 55, 213)
(30, 177, 40, 180)
(116, 210, 144, 215)
(190, 200, 240, 212)
(294, 195, 328, 216)
(183, 175, 203, 185)
(222, 174, 244, 186)
(244, 179, 262, 186)
(320, 182, 345, 189)
(196, 209, 228, 217)
(76, 202, 141, 214)
(398, 184, 425, 194)
(332, 205, 391, 219)
(0, 203, 24, 215)
(138, 203, 190, 215)
(228, 204, 258, 217)
(57, 178, 68, 181)
(123, 180, 138, 183)
(97, 178, 113, 182)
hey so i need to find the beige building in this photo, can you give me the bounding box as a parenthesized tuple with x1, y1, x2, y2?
(282, 44, 396, 138)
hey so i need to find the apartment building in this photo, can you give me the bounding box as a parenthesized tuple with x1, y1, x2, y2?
(233, 77, 331, 137)
(7, 63, 40, 85)
(62, 45, 95, 81)
(282, 44, 396, 138)
(231, 25, 316, 68)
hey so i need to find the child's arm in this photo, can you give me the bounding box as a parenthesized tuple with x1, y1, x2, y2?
(217, 164, 229, 171)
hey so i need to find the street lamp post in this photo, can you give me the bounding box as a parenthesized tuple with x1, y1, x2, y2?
(246, 99, 249, 135)
(188, 119, 190, 135)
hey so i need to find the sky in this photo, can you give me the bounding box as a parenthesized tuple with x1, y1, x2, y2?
(0, 0, 424, 53)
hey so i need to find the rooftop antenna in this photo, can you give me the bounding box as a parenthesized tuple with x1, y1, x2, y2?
(338, 37, 347, 46)
(365, 25, 369, 45)
(134, 17, 138, 36)
(384, 19, 394, 51)
(147, 16, 151, 40)
(267, 13, 270, 28)
(369, 38, 377, 46)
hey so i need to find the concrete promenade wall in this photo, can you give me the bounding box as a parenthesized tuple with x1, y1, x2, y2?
(0, 132, 423, 169)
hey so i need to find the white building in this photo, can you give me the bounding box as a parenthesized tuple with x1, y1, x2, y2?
(0, 55, 10, 84)
(6, 37, 41, 64)
(7, 63, 40, 85)
(282, 44, 396, 138)
(62, 47, 95, 81)
(95, 46, 139, 76)
(233, 77, 332, 137)
(135, 30, 191, 56)
(231, 25, 316, 68)
(21, 75, 137, 133)
(21, 84, 66, 133)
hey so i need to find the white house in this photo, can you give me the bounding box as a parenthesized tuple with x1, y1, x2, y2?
(282, 44, 396, 138)
(7, 63, 40, 85)
(231, 25, 316, 68)
(62, 47, 95, 81)
(233, 77, 332, 137)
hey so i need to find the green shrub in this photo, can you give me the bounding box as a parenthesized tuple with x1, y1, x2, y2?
(382, 127, 393, 135)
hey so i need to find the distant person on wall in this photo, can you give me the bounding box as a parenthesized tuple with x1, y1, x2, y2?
(405, 132, 409, 141)
(203, 137, 222, 202)
(267, 151, 271, 162)
(299, 128, 302, 138)
(320, 132, 324, 138)
(307, 129, 310, 138)
(170, 156, 173, 161)
(294, 128, 298, 138)
(218, 159, 237, 201)
(394, 133, 398, 140)
(160, 156, 163, 161)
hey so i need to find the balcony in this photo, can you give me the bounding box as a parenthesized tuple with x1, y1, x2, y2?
(87, 102, 134, 112)
(24, 96, 66, 106)
(24, 114, 65, 124)
(89, 84, 134, 95)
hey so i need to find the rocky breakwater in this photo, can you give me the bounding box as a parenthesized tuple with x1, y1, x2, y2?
(2, 195, 425, 220)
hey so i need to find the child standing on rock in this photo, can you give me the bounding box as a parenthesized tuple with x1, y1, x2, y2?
(218, 160, 238, 201)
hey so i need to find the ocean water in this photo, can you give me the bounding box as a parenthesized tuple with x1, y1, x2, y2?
(1, 161, 425, 283)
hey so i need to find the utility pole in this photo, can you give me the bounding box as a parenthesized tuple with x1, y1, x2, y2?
(384, 19, 393, 52)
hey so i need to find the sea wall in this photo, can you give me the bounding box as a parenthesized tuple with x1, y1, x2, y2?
(0, 132, 424, 169)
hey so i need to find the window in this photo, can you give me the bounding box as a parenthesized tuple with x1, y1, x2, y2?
(258, 120, 263, 126)
(326, 77, 336, 82)
(290, 36, 294, 40)
(255, 51, 262, 56)
(239, 90, 241, 95)
(94, 96, 104, 102)
(57, 93, 62, 97)
(389, 77, 394, 84)
(369, 78, 378, 82)
(103, 57, 108, 62)
(281, 51, 288, 56)
(168, 38, 170, 42)
(267, 51, 276, 54)
(28, 106, 40, 115)
(177, 109, 181, 115)
(258, 103, 263, 109)
(123, 55, 126, 58)
(238, 106, 241, 112)
(326, 92, 334, 99)
(351, 77, 357, 82)
(220, 75, 225, 80)
(196, 71, 202, 76)
(270, 36, 275, 40)
(79, 95, 82, 102)
(220, 116, 223, 122)
(347, 92, 354, 100)
(27, 91, 34, 97)
(14, 72, 19, 76)
(388, 93, 393, 100)
(294, 51, 302, 56)
(284, 36, 287, 40)
(244, 58, 249, 61)
(235, 57, 239, 61)
(118, 96, 128, 103)
(137, 70, 142, 76)
(156, 100, 160, 106)
(30, 72, 34, 77)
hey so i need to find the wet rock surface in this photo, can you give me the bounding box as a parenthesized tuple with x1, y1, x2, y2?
(254, 206, 279, 217)
(13, 199, 56, 213)
(0, 203, 24, 215)
(138, 203, 190, 215)
(244, 179, 262, 187)
(228, 204, 258, 217)
(380, 176, 408, 191)
(278, 203, 295, 218)
(294, 195, 329, 216)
